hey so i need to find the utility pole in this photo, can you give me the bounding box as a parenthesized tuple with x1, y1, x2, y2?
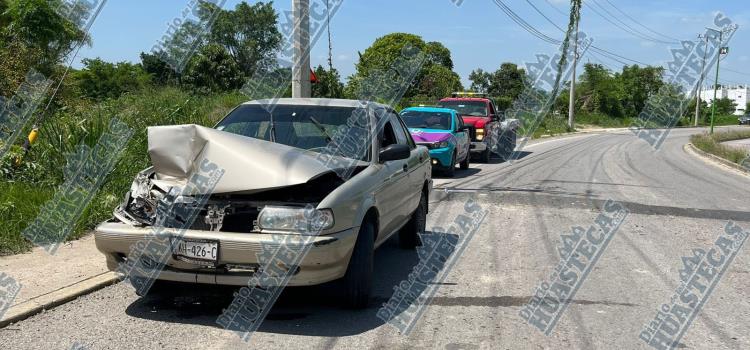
(567, 19, 579, 130)
(695, 34, 709, 127)
(292, 0, 311, 98)
(708, 27, 726, 134)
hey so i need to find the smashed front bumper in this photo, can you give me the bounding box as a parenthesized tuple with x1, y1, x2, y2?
(95, 222, 358, 287)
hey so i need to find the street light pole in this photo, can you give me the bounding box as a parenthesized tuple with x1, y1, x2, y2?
(292, 0, 311, 98)
(709, 29, 724, 134)
(695, 34, 709, 127)
(567, 19, 579, 130)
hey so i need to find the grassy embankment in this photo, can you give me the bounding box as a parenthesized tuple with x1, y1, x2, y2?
(690, 129, 750, 167)
(0, 87, 246, 255)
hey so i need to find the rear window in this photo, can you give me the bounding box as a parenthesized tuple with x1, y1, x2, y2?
(437, 101, 488, 117)
(400, 110, 453, 130)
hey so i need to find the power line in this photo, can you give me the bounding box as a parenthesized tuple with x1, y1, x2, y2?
(520, 0, 653, 67)
(543, 0, 568, 17)
(493, 0, 560, 45)
(601, 0, 681, 42)
(583, 0, 678, 45)
(723, 67, 750, 77)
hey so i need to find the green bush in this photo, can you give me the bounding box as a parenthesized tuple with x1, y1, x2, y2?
(690, 130, 750, 166)
(0, 87, 248, 255)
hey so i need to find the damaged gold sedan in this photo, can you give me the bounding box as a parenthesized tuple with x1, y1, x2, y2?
(95, 98, 432, 307)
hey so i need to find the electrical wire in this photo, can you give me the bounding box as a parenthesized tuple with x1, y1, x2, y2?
(518, 0, 653, 67)
(583, 0, 678, 45)
(543, 0, 568, 17)
(724, 67, 750, 77)
(601, 0, 681, 42)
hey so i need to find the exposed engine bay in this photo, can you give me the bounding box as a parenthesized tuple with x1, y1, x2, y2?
(113, 124, 366, 233)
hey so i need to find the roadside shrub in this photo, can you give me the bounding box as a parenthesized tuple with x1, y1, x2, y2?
(690, 130, 750, 165)
(0, 87, 248, 255)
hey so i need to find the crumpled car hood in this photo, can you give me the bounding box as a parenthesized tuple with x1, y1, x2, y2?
(147, 124, 365, 194)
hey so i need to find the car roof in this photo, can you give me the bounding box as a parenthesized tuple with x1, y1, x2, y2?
(401, 106, 456, 114)
(243, 98, 393, 111)
(439, 97, 490, 103)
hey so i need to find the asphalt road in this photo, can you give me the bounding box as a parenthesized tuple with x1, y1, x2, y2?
(2, 127, 750, 350)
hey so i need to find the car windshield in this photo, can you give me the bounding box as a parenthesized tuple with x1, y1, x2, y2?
(400, 110, 452, 130)
(215, 104, 371, 161)
(437, 101, 488, 116)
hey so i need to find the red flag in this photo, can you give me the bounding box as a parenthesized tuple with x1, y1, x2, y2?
(310, 68, 318, 83)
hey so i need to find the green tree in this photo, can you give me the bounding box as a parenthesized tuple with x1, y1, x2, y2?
(311, 65, 344, 98)
(1, 0, 87, 70)
(712, 97, 737, 116)
(576, 63, 624, 118)
(198, 1, 282, 77)
(416, 64, 462, 98)
(0, 0, 90, 96)
(0, 0, 9, 28)
(347, 33, 462, 100)
(468, 68, 491, 93)
(488, 63, 526, 102)
(140, 51, 179, 85)
(617, 65, 664, 118)
(71, 58, 151, 100)
(183, 44, 243, 93)
(425, 41, 453, 70)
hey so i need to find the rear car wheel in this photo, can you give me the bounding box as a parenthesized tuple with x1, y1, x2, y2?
(479, 147, 490, 163)
(459, 151, 470, 170)
(399, 191, 426, 249)
(342, 220, 374, 309)
(498, 130, 517, 161)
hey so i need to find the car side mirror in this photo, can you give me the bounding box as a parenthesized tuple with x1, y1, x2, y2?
(379, 144, 410, 163)
(490, 114, 500, 122)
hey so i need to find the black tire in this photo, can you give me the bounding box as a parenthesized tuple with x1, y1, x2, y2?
(459, 151, 470, 170)
(479, 147, 490, 163)
(498, 131, 516, 161)
(399, 191, 426, 249)
(444, 153, 456, 177)
(342, 221, 374, 309)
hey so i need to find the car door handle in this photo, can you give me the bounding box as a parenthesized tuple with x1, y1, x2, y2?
(403, 164, 408, 173)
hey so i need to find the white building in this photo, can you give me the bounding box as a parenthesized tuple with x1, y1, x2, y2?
(699, 85, 749, 115)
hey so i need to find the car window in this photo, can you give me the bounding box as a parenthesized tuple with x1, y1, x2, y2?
(437, 101, 488, 116)
(380, 120, 398, 149)
(400, 110, 453, 130)
(455, 113, 464, 131)
(390, 114, 409, 146)
(488, 101, 496, 115)
(215, 104, 371, 161)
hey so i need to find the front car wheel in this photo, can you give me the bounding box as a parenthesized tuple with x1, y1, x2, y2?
(342, 220, 374, 308)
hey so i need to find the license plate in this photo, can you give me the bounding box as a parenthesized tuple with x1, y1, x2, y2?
(172, 238, 219, 266)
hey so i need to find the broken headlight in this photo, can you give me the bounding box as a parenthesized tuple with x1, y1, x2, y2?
(257, 206, 334, 232)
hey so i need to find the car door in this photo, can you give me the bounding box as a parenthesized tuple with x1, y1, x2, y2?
(454, 112, 470, 161)
(390, 113, 424, 214)
(373, 115, 411, 245)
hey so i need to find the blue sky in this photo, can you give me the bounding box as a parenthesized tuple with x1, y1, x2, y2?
(76, 0, 750, 87)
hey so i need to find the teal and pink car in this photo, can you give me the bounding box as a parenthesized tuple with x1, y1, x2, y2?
(400, 107, 470, 176)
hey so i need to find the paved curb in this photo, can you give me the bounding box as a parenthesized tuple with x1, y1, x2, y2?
(684, 143, 750, 177)
(0, 271, 119, 328)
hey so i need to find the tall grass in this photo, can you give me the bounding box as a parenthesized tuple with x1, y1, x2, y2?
(0, 87, 247, 255)
(690, 129, 750, 166)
